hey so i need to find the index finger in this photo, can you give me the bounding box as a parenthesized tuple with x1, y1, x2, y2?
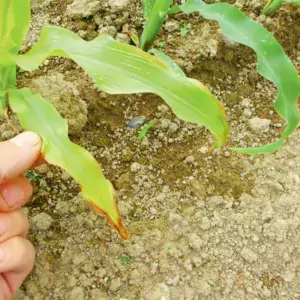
(0, 132, 42, 183)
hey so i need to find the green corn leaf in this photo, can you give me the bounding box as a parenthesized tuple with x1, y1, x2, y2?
(169, 5, 181, 14)
(0, 0, 30, 55)
(263, 0, 300, 15)
(174, 0, 300, 154)
(149, 48, 185, 77)
(263, 0, 284, 14)
(0, 0, 31, 114)
(15, 26, 229, 146)
(142, 0, 156, 18)
(231, 139, 285, 155)
(0, 90, 7, 114)
(0, 68, 12, 114)
(138, 120, 155, 140)
(140, 0, 173, 51)
(285, 0, 300, 4)
(9, 88, 129, 239)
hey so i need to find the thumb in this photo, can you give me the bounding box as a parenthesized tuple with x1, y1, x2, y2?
(0, 132, 42, 183)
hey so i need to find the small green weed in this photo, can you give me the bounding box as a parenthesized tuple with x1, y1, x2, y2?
(120, 255, 133, 264)
(157, 41, 166, 49)
(25, 170, 42, 183)
(180, 23, 191, 36)
(138, 121, 155, 140)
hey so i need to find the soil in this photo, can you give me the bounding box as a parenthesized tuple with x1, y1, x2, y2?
(0, 0, 299, 299)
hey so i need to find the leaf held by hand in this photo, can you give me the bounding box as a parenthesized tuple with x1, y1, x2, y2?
(9, 88, 129, 239)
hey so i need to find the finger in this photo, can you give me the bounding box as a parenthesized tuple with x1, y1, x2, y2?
(0, 236, 35, 294)
(0, 176, 32, 212)
(0, 132, 41, 183)
(0, 210, 29, 243)
(0, 275, 11, 300)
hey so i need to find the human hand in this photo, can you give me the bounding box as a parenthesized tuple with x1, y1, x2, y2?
(0, 132, 42, 299)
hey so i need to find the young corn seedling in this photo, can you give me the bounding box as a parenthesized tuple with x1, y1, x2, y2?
(140, 0, 300, 154)
(1, 0, 230, 238)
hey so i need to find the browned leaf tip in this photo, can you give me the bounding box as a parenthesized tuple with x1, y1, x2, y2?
(88, 201, 129, 240)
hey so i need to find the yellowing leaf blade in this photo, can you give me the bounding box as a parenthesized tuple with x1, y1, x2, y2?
(9, 88, 129, 239)
(15, 26, 229, 146)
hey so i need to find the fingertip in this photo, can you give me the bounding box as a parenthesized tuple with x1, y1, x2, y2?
(0, 132, 42, 183)
(10, 132, 41, 150)
(0, 176, 32, 212)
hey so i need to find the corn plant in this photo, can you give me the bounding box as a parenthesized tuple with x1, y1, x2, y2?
(141, 0, 300, 154)
(263, 0, 300, 15)
(140, 0, 173, 51)
(0, 0, 229, 238)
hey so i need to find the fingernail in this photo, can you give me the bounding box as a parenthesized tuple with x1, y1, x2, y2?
(10, 132, 41, 149)
(0, 247, 5, 261)
(0, 221, 8, 235)
(1, 186, 24, 208)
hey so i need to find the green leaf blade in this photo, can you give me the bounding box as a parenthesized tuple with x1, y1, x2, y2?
(0, 0, 31, 114)
(15, 26, 229, 147)
(262, 0, 284, 15)
(263, 0, 300, 15)
(178, 0, 300, 154)
(149, 48, 186, 77)
(231, 139, 285, 155)
(0, 0, 31, 55)
(142, 0, 156, 18)
(140, 0, 173, 51)
(9, 88, 129, 239)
